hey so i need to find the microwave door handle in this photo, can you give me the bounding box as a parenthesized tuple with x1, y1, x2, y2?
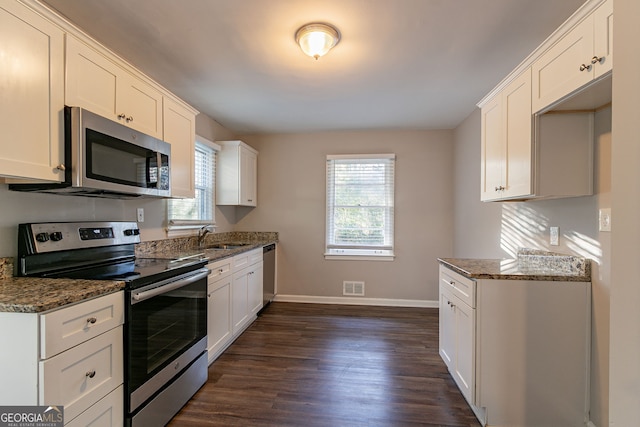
(150, 152, 162, 188)
(131, 269, 209, 304)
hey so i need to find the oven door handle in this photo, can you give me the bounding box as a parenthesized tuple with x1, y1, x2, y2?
(131, 268, 209, 304)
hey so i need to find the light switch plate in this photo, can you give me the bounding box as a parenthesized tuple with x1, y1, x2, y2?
(599, 208, 611, 232)
(550, 226, 559, 246)
(137, 208, 144, 223)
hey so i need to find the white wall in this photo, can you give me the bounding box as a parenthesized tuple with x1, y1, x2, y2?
(236, 129, 454, 303)
(452, 106, 612, 426)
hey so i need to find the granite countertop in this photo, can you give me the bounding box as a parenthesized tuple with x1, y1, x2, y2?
(145, 241, 274, 263)
(0, 276, 125, 313)
(438, 249, 591, 282)
(0, 233, 278, 314)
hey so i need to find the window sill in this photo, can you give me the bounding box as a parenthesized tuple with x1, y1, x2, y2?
(166, 220, 215, 238)
(324, 251, 395, 261)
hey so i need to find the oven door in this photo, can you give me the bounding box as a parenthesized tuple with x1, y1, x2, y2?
(125, 267, 208, 412)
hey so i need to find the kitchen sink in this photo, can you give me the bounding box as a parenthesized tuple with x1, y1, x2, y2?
(207, 243, 252, 250)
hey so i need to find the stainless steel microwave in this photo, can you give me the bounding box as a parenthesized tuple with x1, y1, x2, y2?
(10, 106, 171, 198)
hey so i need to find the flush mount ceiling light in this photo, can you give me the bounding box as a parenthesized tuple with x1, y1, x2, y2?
(295, 23, 340, 60)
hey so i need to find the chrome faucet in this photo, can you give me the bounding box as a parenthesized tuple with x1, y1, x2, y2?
(197, 224, 214, 248)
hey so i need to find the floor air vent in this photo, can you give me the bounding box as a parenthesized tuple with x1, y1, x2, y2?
(343, 281, 365, 296)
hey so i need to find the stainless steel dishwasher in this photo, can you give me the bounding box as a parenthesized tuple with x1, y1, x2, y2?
(262, 243, 276, 310)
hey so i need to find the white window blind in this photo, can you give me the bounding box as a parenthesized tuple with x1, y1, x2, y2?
(167, 141, 217, 231)
(326, 154, 395, 259)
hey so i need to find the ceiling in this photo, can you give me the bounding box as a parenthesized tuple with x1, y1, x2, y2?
(42, 0, 585, 134)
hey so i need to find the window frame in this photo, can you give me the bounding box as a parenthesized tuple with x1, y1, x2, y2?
(325, 153, 396, 261)
(166, 135, 220, 237)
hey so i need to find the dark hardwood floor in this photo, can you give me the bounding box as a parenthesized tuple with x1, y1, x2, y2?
(169, 302, 480, 427)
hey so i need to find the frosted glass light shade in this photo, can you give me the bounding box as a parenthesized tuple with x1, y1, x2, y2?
(295, 23, 340, 59)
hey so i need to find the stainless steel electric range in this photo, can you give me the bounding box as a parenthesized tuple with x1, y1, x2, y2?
(17, 221, 209, 427)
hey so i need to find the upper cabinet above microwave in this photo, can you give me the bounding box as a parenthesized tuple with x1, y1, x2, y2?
(65, 35, 164, 139)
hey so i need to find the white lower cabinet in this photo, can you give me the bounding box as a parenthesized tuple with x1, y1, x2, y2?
(439, 265, 590, 427)
(0, 291, 124, 426)
(207, 257, 233, 363)
(207, 248, 264, 364)
(65, 385, 123, 427)
(439, 269, 476, 405)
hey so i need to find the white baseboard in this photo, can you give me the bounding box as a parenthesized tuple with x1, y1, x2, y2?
(273, 294, 438, 308)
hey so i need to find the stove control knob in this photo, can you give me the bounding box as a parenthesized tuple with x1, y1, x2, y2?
(35, 232, 50, 243)
(49, 232, 63, 242)
(124, 228, 140, 236)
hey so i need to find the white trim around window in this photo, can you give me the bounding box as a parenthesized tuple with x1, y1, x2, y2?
(325, 153, 395, 261)
(166, 136, 220, 237)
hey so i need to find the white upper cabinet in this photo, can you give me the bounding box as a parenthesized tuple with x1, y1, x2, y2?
(65, 35, 163, 138)
(481, 69, 532, 201)
(0, 1, 65, 182)
(217, 140, 258, 206)
(163, 98, 196, 198)
(532, 0, 612, 113)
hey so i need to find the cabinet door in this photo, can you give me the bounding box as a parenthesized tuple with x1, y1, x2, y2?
(593, 0, 613, 79)
(240, 146, 258, 206)
(502, 69, 533, 199)
(164, 98, 196, 198)
(248, 262, 264, 316)
(207, 276, 232, 362)
(66, 35, 119, 122)
(117, 72, 163, 138)
(480, 95, 504, 201)
(439, 290, 455, 369)
(0, 1, 64, 182)
(532, 16, 594, 112)
(231, 269, 250, 334)
(453, 296, 475, 405)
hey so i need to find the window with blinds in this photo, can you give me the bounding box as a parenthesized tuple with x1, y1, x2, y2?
(325, 154, 395, 260)
(167, 141, 216, 232)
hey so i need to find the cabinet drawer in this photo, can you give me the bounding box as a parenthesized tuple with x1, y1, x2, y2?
(65, 384, 123, 427)
(440, 266, 476, 308)
(40, 292, 124, 359)
(40, 326, 123, 422)
(233, 248, 262, 270)
(207, 257, 233, 281)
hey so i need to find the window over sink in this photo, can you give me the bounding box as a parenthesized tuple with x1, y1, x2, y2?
(167, 137, 219, 236)
(325, 154, 395, 261)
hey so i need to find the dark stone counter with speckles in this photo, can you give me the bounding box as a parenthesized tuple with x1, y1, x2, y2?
(0, 231, 278, 313)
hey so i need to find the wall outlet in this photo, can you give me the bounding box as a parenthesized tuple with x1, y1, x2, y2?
(137, 208, 144, 223)
(550, 226, 559, 246)
(599, 208, 612, 232)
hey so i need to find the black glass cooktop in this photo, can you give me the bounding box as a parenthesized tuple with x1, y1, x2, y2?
(40, 257, 207, 289)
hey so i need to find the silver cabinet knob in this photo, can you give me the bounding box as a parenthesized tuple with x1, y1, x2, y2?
(117, 113, 126, 120)
(126, 116, 134, 123)
(591, 55, 604, 64)
(87, 317, 97, 324)
(56, 164, 65, 171)
(579, 63, 591, 72)
(86, 370, 96, 378)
